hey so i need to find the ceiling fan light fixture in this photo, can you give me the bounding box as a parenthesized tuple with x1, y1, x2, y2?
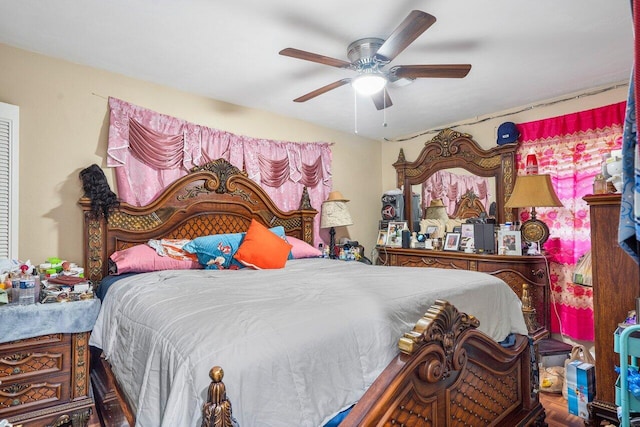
(352, 74, 387, 95)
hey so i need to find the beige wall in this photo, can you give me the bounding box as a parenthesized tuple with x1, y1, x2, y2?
(381, 84, 628, 193)
(0, 43, 382, 264)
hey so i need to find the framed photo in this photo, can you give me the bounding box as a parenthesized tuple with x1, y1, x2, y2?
(461, 223, 474, 243)
(443, 232, 461, 251)
(376, 230, 388, 246)
(425, 225, 438, 236)
(498, 230, 522, 256)
(386, 221, 407, 247)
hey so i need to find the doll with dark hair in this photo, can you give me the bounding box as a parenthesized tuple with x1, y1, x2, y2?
(79, 164, 119, 220)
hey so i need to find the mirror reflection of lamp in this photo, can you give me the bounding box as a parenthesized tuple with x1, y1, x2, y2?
(504, 174, 563, 255)
(321, 191, 353, 259)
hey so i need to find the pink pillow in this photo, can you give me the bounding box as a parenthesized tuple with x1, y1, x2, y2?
(288, 236, 322, 259)
(110, 244, 201, 275)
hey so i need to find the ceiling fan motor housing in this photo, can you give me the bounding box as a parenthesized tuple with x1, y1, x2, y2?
(347, 38, 385, 72)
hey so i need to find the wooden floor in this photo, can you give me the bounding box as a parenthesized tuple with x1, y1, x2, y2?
(540, 392, 599, 427)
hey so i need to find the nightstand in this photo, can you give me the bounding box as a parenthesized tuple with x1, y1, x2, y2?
(1, 300, 100, 426)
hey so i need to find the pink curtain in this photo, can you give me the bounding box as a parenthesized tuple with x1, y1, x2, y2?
(422, 170, 490, 215)
(515, 101, 626, 341)
(107, 97, 331, 246)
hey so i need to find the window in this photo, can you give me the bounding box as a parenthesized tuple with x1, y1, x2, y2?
(0, 102, 19, 259)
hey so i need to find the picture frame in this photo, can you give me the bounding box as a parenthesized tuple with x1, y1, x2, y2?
(425, 225, 438, 236)
(460, 223, 474, 249)
(386, 221, 407, 247)
(376, 230, 388, 246)
(498, 230, 522, 256)
(443, 232, 461, 251)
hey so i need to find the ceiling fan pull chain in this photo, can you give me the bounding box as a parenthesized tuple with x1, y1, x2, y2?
(383, 89, 387, 128)
(354, 90, 358, 134)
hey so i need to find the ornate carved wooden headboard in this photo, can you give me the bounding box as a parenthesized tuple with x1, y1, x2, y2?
(79, 159, 317, 283)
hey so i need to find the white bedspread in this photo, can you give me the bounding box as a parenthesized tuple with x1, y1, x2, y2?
(90, 258, 528, 427)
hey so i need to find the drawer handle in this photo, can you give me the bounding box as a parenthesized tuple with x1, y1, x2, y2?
(531, 268, 546, 279)
(11, 398, 21, 406)
(12, 367, 21, 374)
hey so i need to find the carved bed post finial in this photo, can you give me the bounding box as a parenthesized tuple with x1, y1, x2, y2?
(201, 366, 234, 427)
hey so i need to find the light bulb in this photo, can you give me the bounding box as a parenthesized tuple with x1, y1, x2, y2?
(351, 74, 387, 95)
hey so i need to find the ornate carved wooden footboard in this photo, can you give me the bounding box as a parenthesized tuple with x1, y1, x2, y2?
(201, 300, 546, 427)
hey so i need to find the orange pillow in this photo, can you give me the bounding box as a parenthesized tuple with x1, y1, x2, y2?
(234, 219, 293, 269)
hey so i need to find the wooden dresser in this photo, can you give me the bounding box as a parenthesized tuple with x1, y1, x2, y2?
(585, 194, 640, 425)
(377, 247, 550, 341)
(1, 332, 97, 426)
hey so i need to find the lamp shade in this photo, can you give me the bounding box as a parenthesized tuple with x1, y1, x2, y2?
(321, 200, 353, 228)
(505, 174, 563, 209)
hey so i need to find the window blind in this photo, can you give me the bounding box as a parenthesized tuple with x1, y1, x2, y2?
(0, 102, 19, 260)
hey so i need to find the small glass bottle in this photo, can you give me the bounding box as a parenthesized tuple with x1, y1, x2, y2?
(593, 173, 607, 194)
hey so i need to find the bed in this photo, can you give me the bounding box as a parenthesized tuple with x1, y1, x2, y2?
(80, 159, 545, 426)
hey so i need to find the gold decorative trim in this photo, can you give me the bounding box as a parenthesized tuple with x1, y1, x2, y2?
(72, 332, 90, 399)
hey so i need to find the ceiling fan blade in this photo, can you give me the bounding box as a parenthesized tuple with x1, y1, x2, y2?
(372, 89, 393, 110)
(293, 79, 352, 102)
(279, 48, 351, 68)
(374, 10, 436, 63)
(390, 64, 472, 79)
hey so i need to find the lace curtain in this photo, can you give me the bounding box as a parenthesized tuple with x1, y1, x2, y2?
(107, 97, 332, 246)
(516, 101, 626, 341)
(422, 170, 490, 215)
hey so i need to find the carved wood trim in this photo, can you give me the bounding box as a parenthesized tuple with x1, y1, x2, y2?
(393, 128, 517, 227)
(72, 332, 90, 399)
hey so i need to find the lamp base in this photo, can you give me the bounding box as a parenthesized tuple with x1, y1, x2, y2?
(329, 227, 336, 259)
(521, 218, 550, 248)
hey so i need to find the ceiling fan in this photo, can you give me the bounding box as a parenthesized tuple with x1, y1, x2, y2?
(279, 10, 472, 110)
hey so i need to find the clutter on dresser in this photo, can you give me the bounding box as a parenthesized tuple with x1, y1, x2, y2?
(0, 257, 93, 306)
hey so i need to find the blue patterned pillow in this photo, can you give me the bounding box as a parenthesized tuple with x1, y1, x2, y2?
(183, 226, 288, 269)
(182, 232, 245, 270)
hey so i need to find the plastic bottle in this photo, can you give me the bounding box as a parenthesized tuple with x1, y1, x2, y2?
(525, 149, 539, 175)
(18, 264, 35, 305)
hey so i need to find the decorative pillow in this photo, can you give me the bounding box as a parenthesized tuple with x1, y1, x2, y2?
(182, 232, 245, 270)
(109, 244, 201, 275)
(234, 219, 293, 269)
(147, 238, 199, 261)
(287, 236, 322, 259)
(182, 226, 289, 270)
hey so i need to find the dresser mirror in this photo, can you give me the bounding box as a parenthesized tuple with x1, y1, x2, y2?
(393, 128, 518, 229)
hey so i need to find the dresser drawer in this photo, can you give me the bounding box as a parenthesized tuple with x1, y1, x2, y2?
(0, 373, 70, 417)
(0, 344, 69, 382)
(0, 334, 67, 353)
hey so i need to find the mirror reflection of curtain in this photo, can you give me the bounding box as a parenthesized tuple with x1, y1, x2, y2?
(106, 97, 331, 246)
(516, 101, 626, 341)
(422, 170, 490, 216)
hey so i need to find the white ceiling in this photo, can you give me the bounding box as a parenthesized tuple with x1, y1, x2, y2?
(0, 0, 633, 141)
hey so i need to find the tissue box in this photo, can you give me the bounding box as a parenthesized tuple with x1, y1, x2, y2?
(567, 362, 595, 420)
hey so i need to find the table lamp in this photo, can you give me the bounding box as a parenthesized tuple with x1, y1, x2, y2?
(321, 191, 353, 259)
(504, 174, 563, 253)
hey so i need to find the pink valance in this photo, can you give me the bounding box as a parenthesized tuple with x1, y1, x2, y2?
(518, 101, 626, 142)
(107, 97, 332, 246)
(422, 170, 490, 215)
